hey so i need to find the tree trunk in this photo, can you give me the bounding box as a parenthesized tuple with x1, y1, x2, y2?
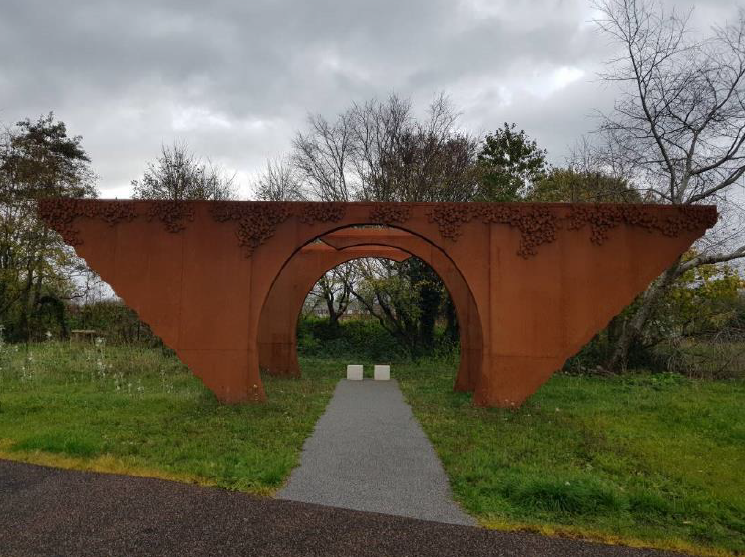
(406, 261, 441, 351)
(606, 261, 680, 371)
(443, 295, 459, 345)
(606, 315, 621, 346)
(327, 300, 339, 328)
(417, 280, 440, 350)
(18, 266, 35, 341)
(318, 276, 339, 329)
(28, 227, 50, 329)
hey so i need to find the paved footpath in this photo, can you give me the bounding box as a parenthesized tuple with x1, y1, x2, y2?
(278, 379, 475, 525)
(0, 459, 686, 556)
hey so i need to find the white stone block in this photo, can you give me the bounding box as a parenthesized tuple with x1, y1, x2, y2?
(346, 364, 364, 380)
(374, 364, 390, 381)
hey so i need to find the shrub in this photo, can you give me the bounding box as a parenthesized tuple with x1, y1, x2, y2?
(297, 316, 408, 361)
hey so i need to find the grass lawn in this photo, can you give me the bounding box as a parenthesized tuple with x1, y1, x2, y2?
(0, 342, 339, 495)
(0, 343, 743, 555)
(390, 358, 745, 556)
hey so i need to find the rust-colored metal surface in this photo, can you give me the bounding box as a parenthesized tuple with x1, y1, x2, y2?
(257, 230, 481, 393)
(258, 228, 481, 392)
(321, 229, 483, 392)
(38, 200, 717, 407)
(257, 242, 411, 378)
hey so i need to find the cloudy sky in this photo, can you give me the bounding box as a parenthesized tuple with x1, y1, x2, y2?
(0, 0, 739, 199)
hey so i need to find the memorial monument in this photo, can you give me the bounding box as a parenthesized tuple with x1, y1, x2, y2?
(37, 199, 716, 407)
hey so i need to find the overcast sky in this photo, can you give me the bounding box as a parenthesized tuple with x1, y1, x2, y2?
(0, 0, 740, 199)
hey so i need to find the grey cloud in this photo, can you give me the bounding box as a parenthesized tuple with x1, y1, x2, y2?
(0, 0, 738, 196)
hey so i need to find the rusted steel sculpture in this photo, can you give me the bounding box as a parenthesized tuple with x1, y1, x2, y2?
(37, 199, 717, 407)
(258, 229, 481, 392)
(257, 242, 411, 377)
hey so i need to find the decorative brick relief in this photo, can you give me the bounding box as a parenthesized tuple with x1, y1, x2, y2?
(480, 206, 557, 258)
(38, 199, 718, 259)
(146, 201, 194, 233)
(211, 202, 293, 257)
(298, 202, 346, 224)
(428, 203, 716, 258)
(426, 204, 559, 258)
(426, 204, 475, 241)
(567, 204, 718, 245)
(369, 203, 412, 225)
(37, 198, 138, 245)
(213, 202, 344, 255)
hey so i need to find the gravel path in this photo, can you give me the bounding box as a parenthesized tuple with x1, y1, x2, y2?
(278, 379, 475, 525)
(0, 459, 687, 556)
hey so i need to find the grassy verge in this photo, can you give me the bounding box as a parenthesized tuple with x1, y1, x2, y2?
(386, 357, 745, 556)
(0, 342, 338, 495)
(1, 344, 743, 555)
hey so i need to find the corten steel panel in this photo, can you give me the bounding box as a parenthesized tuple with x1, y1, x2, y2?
(257, 243, 411, 378)
(179, 208, 253, 351)
(308, 229, 482, 392)
(37, 199, 717, 407)
(257, 238, 480, 392)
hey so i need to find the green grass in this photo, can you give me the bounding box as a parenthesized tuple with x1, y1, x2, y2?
(0, 342, 339, 494)
(1, 343, 743, 555)
(387, 358, 745, 556)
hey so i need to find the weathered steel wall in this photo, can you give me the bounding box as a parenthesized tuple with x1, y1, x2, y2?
(258, 230, 482, 393)
(37, 199, 716, 407)
(257, 242, 410, 377)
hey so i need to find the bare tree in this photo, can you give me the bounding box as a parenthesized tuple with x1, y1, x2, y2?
(292, 112, 353, 201)
(301, 290, 325, 318)
(292, 94, 479, 346)
(341, 256, 449, 357)
(291, 93, 480, 202)
(132, 142, 237, 201)
(593, 0, 745, 369)
(306, 264, 355, 328)
(346, 257, 420, 354)
(252, 156, 305, 201)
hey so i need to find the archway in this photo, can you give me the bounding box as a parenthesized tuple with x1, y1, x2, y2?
(38, 199, 717, 407)
(258, 228, 482, 392)
(257, 242, 410, 377)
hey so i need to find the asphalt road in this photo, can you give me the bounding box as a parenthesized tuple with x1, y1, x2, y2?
(278, 379, 475, 525)
(0, 459, 690, 556)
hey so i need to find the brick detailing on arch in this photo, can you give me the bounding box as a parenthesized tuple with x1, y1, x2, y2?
(566, 204, 718, 245)
(146, 201, 195, 233)
(369, 203, 413, 225)
(37, 198, 138, 245)
(39, 200, 717, 262)
(211, 201, 293, 257)
(428, 203, 717, 258)
(297, 202, 347, 224)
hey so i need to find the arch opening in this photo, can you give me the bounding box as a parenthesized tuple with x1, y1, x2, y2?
(257, 225, 484, 394)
